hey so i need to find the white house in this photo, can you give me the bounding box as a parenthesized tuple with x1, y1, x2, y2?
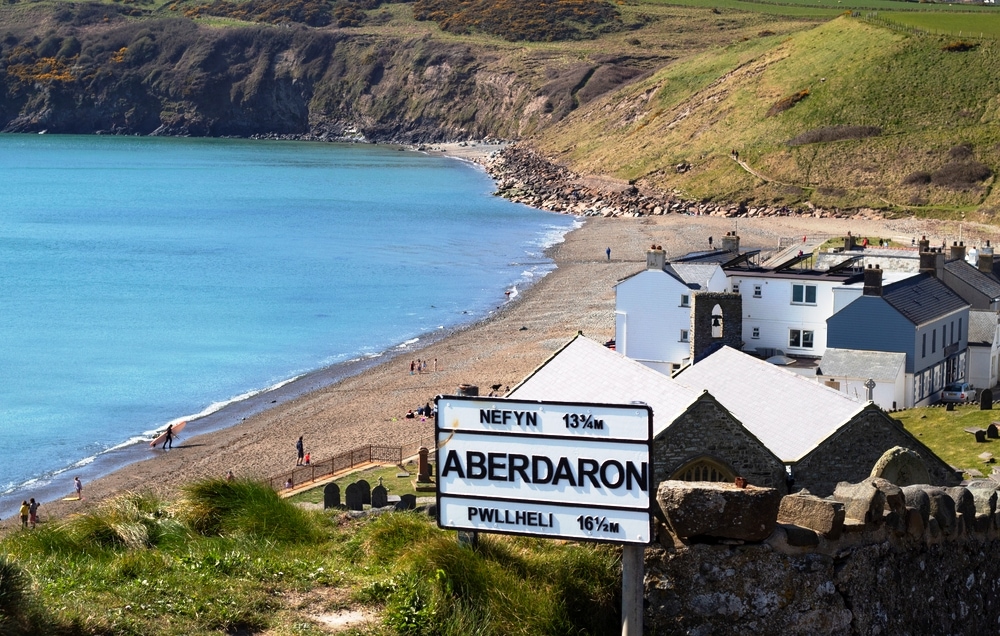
(615, 247, 727, 374)
(967, 310, 1000, 392)
(817, 348, 907, 411)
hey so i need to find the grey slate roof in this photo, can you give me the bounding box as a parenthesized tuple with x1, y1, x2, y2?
(664, 262, 720, 291)
(881, 273, 969, 326)
(944, 259, 1000, 302)
(968, 310, 999, 346)
(674, 346, 866, 463)
(819, 348, 906, 382)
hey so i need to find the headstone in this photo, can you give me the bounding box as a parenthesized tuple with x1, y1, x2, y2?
(356, 479, 371, 505)
(345, 483, 363, 511)
(371, 485, 388, 508)
(982, 388, 994, 410)
(989, 423, 999, 439)
(965, 427, 988, 443)
(323, 482, 341, 509)
(947, 403, 955, 412)
(418, 447, 432, 483)
(394, 494, 417, 511)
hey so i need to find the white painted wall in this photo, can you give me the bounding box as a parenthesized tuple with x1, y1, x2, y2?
(615, 270, 693, 373)
(821, 371, 905, 411)
(731, 275, 845, 357)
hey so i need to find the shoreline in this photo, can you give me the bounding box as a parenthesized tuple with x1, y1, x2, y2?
(8, 140, 993, 527)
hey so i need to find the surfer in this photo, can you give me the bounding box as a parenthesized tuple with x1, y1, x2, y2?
(74, 476, 83, 500)
(164, 423, 173, 450)
(296, 436, 304, 466)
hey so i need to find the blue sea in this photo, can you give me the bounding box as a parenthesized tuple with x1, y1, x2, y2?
(0, 134, 577, 514)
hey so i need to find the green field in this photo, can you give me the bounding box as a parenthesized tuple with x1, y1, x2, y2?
(894, 404, 1000, 477)
(883, 10, 1000, 37)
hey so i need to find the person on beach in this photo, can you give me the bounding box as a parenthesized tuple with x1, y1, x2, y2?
(19, 501, 29, 529)
(434, 358, 438, 372)
(296, 436, 304, 466)
(285, 478, 293, 489)
(74, 476, 83, 499)
(606, 247, 611, 261)
(304, 452, 311, 466)
(28, 498, 39, 529)
(226, 470, 235, 482)
(164, 423, 173, 450)
(410, 360, 415, 375)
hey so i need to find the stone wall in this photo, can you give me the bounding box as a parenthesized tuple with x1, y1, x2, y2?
(653, 396, 787, 493)
(647, 479, 1000, 635)
(793, 407, 961, 497)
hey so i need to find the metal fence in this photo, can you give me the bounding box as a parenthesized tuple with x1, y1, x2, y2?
(268, 434, 437, 491)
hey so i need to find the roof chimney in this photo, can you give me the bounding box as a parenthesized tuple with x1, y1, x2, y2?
(720, 232, 740, 254)
(919, 248, 945, 278)
(980, 240, 995, 274)
(863, 264, 883, 296)
(918, 235, 930, 253)
(646, 245, 666, 270)
(950, 241, 966, 262)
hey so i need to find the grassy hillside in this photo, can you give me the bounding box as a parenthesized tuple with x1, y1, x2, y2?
(531, 15, 1000, 216)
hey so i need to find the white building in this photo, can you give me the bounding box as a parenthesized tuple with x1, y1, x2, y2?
(818, 348, 907, 411)
(967, 310, 1000, 392)
(614, 247, 727, 374)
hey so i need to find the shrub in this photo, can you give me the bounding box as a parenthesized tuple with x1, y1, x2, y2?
(412, 0, 622, 42)
(949, 143, 974, 161)
(942, 40, 977, 52)
(787, 126, 881, 146)
(176, 478, 320, 543)
(61, 491, 184, 550)
(903, 171, 932, 185)
(931, 162, 992, 188)
(766, 89, 808, 117)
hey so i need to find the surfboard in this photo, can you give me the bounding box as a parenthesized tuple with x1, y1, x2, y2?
(150, 421, 187, 448)
(61, 496, 80, 501)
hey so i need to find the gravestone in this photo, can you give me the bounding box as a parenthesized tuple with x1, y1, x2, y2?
(356, 479, 371, 505)
(345, 482, 363, 511)
(323, 483, 341, 509)
(989, 423, 1000, 439)
(371, 485, 388, 508)
(395, 494, 417, 511)
(417, 447, 432, 483)
(947, 403, 955, 412)
(982, 388, 994, 410)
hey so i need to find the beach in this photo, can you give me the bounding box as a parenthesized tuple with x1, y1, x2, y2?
(22, 147, 989, 524)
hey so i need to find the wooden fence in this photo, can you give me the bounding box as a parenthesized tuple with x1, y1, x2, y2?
(268, 434, 436, 490)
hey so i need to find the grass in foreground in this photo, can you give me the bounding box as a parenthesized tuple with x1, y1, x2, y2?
(0, 480, 619, 635)
(894, 404, 1000, 477)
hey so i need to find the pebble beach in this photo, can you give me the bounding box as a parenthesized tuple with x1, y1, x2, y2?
(24, 144, 990, 526)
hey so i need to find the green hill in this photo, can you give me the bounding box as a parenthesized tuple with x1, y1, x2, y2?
(531, 15, 1000, 216)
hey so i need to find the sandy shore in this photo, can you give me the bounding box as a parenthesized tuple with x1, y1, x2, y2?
(23, 198, 992, 525)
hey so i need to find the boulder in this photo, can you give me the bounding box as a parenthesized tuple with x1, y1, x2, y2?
(833, 480, 885, 523)
(925, 487, 957, 534)
(657, 480, 781, 542)
(966, 480, 999, 516)
(945, 486, 977, 521)
(777, 492, 846, 539)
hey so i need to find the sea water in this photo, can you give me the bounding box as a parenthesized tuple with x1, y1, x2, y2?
(0, 134, 577, 512)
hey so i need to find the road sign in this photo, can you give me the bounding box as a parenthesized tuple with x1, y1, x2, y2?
(436, 396, 653, 544)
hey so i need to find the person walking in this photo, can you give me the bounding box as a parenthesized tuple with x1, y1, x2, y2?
(28, 498, 39, 529)
(74, 476, 83, 499)
(19, 501, 29, 529)
(606, 246, 611, 261)
(163, 423, 173, 450)
(296, 436, 304, 466)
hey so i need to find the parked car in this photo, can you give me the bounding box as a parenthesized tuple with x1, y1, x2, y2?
(940, 382, 976, 403)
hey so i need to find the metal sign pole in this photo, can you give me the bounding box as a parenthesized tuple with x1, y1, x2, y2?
(621, 544, 644, 636)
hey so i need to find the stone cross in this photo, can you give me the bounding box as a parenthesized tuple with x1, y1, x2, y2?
(864, 378, 876, 402)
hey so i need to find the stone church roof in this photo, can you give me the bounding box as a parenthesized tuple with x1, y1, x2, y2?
(673, 346, 867, 463)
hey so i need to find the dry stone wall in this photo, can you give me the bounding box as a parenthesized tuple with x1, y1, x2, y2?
(648, 479, 1000, 634)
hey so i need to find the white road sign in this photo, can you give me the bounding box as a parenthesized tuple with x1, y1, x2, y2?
(436, 396, 653, 544)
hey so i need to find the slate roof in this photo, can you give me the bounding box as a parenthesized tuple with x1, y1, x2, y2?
(664, 262, 721, 291)
(819, 348, 906, 382)
(880, 273, 969, 326)
(944, 259, 1000, 302)
(968, 310, 999, 346)
(673, 346, 865, 463)
(507, 335, 703, 436)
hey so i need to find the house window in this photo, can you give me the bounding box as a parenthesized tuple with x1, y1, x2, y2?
(732, 282, 740, 294)
(752, 327, 760, 339)
(680, 329, 689, 342)
(789, 329, 814, 348)
(791, 284, 817, 305)
(753, 285, 762, 298)
(680, 294, 690, 307)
